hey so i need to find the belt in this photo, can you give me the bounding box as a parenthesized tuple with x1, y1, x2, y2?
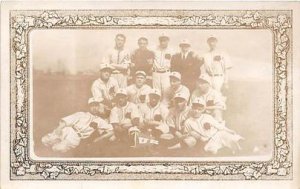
(212, 74, 223, 76)
(153, 69, 170, 73)
(71, 126, 83, 138)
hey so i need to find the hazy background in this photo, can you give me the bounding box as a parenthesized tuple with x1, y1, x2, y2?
(30, 29, 273, 158)
(30, 29, 272, 81)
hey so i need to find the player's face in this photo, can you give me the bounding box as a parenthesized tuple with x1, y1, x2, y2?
(138, 39, 148, 49)
(208, 41, 217, 51)
(135, 75, 146, 87)
(191, 104, 205, 118)
(174, 98, 187, 111)
(170, 77, 181, 90)
(198, 81, 210, 93)
(117, 95, 127, 107)
(115, 36, 126, 48)
(89, 103, 100, 115)
(159, 39, 169, 49)
(180, 45, 190, 53)
(100, 69, 111, 81)
(149, 94, 160, 107)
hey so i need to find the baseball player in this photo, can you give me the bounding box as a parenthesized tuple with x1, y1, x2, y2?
(139, 88, 172, 139)
(102, 34, 131, 88)
(109, 89, 141, 144)
(170, 39, 203, 91)
(190, 74, 225, 122)
(152, 33, 174, 98)
(162, 72, 190, 107)
(91, 63, 119, 104)
(41, 98, 114, 153)
(126, 71, 152, 104)
(182, 97, 243, 154)
(165, 91, 191, 147)
(202, 36, 232, 93)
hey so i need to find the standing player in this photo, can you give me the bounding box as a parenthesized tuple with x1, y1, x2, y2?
(126, 71, 152, 104)
(41, 98, 114, 153)
(162, 72, 190, 107)
(91, 63, 119, 104)
(152, 33, 174, 98)
(102, 34, 131, 88)
(130, 37, 155, 85)
(190, 74, 226, 122)
(202, 36, 232, 93)
(109, 89, 141, 144)
(171, 39, 203, 91)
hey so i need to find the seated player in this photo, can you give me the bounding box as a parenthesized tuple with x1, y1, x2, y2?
(41, 98, 114, 153)
(181, 97, 243, 154)
(162, 72, 190, 108)
(91, 63, 119, 104)
(190, 74, 225, 122)
(109, 88, 141, 144)
(165, 91, 191, 147)
(139, 88, 171, 139)
(126, 71, 151, 104)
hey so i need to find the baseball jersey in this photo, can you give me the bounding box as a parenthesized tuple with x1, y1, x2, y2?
(190, 88, 225, 109)
(183, 114, 225, 142)
(102, 47, 131, 74)
(166, 106, 191, 132)
(61, 112, 111, 139)
(126, 84, 152, 104)
(153, 46, 174, 72)
(202, 49, 232, 76)
(139, 102, 169, 123)
(91, 77, 119, 102)
(163, 84, 190, 105)
(110, 102, 141, 124)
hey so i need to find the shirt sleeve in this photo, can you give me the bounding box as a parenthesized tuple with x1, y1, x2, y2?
(109, 108, 120, 124)
(61, 112, 83, 126)
(205, 114, 225, 130)
(94, 117, 113, 131)
(130, 103, 141, 119)
(91, 80, 104, 102)
(160, 104, 170, 121)
(165, 111, 176, 129)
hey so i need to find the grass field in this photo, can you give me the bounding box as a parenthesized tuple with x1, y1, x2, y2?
(32, 73, 273, 158)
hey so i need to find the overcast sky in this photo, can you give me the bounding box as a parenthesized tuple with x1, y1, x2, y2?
(30, 29, 272, 81)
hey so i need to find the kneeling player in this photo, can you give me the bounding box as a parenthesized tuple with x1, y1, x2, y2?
(110, 89, 141, 144)
(180, 98, 243, 154)
(41, 98, 114, 153)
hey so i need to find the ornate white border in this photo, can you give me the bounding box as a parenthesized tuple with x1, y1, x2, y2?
(10, 10, 292, 180)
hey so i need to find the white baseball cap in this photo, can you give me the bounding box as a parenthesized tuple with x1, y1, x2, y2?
(135, 71, 147, 77)
(159, 33, 169, 40)
(173, 92, 189, 102)
(198, 74, 211, 85)
(99, 63, 113, 71)
(88, 97, 102, 104)
(116, 88, 127, 96)
(148, 88, 161, 97)
(191, 97, 206, 106)
(169, 72, 181, 80)
(179, 39, 191, 47)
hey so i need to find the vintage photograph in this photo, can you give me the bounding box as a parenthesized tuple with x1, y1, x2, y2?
(30, 29, 273, 159)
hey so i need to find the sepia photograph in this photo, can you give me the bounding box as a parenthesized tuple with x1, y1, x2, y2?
(30, 29, 273, 159)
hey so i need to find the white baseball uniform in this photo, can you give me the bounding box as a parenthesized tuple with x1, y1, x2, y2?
(139, 102, 170, 134)
(110, 102, 141, 127)
(42, 112, 113, 153)
(190, 88, 226, 110)
(91, 77, 119, 102)
(202, 49, 232, 92)
(162, 84, 190, 106)
(126, 84, 152, 104)
(102, 47, 131, 88)
(184, 114, 243, 154)
(152, 46, 174, 97)
(166, 106, 191, 132)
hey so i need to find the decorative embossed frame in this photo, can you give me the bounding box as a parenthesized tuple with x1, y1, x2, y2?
(10, 10, 293, 180)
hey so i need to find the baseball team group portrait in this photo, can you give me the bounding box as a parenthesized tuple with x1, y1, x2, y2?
(31, 29, 273, 158)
